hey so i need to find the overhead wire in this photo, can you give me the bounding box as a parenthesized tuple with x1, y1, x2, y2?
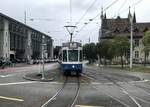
(74, 24, 99, 43)
(118, 0, 127, 12)
(76, 0, 120, 35)
(70, 0, 72, 25)
(75, 0, 97, 26)
(120, 0, 144, 15)
(113, 0, 127, 17)
(76, 0, 144, 35)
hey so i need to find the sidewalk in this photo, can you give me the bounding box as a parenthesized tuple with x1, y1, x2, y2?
(0, 62, 58, 82)
(0, 62, 56, 71)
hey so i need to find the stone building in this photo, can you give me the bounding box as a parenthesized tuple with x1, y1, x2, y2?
(99, 11, 150, 63)
(0, 13, 53, 63)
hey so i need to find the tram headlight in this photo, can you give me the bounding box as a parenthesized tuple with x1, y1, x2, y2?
(72, 65, 75, 68)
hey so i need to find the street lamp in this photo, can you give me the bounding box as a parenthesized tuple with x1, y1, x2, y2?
(129, 10, 133, 69)
(41, 36, 47, 80)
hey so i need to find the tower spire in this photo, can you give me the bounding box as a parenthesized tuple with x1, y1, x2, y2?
(133, 9, 136, 23)
(100, 7, 103, 19)
(104, 12, 107, 19)
(128, 6, 131, 19)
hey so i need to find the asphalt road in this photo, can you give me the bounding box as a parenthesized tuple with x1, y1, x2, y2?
(0, 63, 150, 107)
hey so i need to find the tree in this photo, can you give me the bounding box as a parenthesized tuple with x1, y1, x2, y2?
(142, 31, 150, 66)
(96, 40, 115, 65)
(53, 46, 61, 59)
(113, 35, 130, 68)
(83, 43, 97, 63)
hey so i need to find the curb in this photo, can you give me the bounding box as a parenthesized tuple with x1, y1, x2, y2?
(23, 73, 54, 82)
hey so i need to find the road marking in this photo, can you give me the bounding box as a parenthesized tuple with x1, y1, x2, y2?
(93, 85, 130, 107)
(92, 82, 113, 85)
(129, 79, 150, 83)
(70, 84, 80, 107)
(0, 96, 24, 102)
(81, 79, 130, 107)
(0, 74, 16, 78)
(121, 89, 142, 107)
(0, 81, 37, 86)
(81, 74, 95, 81)
(41, 87, 64, 107)
(75, 105, 103, 107)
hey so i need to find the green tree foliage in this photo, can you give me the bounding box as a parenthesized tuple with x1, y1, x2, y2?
(113, 35, 130, 68)
(83, 36, 129, 67)
(96, 40, 115, 65)
(83, 43, 97, 63)
(142, 31, 150, 66)
(54, 46, 61, 59)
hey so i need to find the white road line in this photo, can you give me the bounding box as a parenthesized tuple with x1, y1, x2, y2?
(0, 74, 16, 77)
(41, 88, 63, 107)
(70, 86, 80, 107)
(92, 85, 130, 107)
(91, 82, 113, 85)
(93, 81, 150, 106)
(48, 82, 89, 85)
(81, 80, 130, 107)
(0, 81, 37, 86)
(75, 105, 102, 107)
(81, 74, 95, 81)
(121, 89, 142, 107)
(133, 95, 150, 105)
(0, 96, 24, 102)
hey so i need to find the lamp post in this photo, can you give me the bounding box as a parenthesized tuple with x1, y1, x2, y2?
(41, 36, 46, 80)
(129, 11, 133, 69)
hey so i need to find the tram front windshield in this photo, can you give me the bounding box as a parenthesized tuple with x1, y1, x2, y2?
(68, 50, 78, 62)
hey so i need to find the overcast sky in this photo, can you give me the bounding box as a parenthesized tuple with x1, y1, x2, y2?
(0, 0, 150, 46)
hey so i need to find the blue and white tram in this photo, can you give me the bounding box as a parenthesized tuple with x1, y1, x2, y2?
(59, 42, 83, 75)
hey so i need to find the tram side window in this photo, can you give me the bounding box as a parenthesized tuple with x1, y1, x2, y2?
(80, 50, 82, 61)
(63, 50, 67, 62)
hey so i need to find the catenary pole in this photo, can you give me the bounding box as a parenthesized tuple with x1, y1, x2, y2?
(129, 9, 133, 69)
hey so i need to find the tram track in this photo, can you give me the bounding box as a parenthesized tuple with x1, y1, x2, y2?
(83, 68, 150, 107)
(81, 74, 130, 107)
(69, 77, 80, 107)
(41, 76, 80, 107)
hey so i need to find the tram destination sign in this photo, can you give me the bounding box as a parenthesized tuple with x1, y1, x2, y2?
(62, 42, 81, 49)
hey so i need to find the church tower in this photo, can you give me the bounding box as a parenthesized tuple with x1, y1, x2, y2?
(133, 10, 136, 23)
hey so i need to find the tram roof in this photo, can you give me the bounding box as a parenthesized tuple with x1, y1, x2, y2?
(62, 42, 82, 48)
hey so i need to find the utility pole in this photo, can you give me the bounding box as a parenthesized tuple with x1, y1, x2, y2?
(99, 7, 103, 43)
(98, 8, 103, 67)
(129, 8, 133, 69)
(24, 11, 26, 25)
(41, 36, 45, 80)
(88, 37, 90, 43)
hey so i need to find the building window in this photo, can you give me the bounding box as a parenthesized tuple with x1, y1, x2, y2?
(135, 39, 139, 47)
(135, 51, 139, 59)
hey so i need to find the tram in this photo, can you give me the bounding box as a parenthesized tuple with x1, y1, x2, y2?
(59, 42, 83, 75)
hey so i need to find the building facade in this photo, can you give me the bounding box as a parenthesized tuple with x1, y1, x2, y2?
(0, 13, 53, 63)
(99, 11, 150, 63)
